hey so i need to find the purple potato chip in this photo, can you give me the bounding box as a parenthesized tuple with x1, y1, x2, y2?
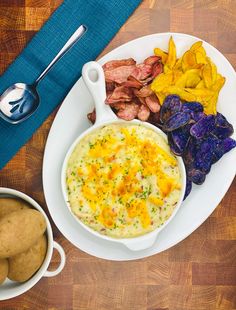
(212, 137, 236, 163)
(211, 112, 234, 139)
(163, 112, 191, 132)
(190, 114, 215, 139)
(171, 125, 191, 154)
(215, 112, 229, 127)
(223, 137, 236, 152)
(194, 139, 213, 173)
(168, 96, 182, 111)
(183, 137, 197, 168)
(184, 177, 192, 200)
(168, 133, 182, 155)
(182, 101, 203, 113)
(160, 95, 182, 123)
(190, 111, 205, 122)
(212, 126, 234, 139)
(188, 168, 206, 185)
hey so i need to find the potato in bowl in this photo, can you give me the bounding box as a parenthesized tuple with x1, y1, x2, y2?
(0, 188, 65, 301)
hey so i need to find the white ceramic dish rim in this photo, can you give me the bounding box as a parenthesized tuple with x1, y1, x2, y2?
(61, 61, 186, 251)
(42, 32, 236, 261)
(0, 187, 66, 301)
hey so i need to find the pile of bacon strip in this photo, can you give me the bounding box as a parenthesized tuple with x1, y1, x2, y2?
(87, 56, 163, 123)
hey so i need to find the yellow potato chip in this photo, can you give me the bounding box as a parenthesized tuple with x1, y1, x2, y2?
(202, 63, 213, 88)
(181, 50, 197, 72)
(172, 69, 183, 84)
(166, 36, 176, 69)
(203, 94, 218, 115)
(174, 57, 183, 70)
(166, 86, 196, 101)
(155, 92, 166, 105)
(174, 69, 200, 88)
(154, 47, 168, 63)
(197, 46, 206, 57)
(190, 41, 203, 52)
(151, 72, 173, 92)
(210, 61, 217, 84)
(196, 80, 205, 89)
(185, 87, 214, 100)
(174, 75, 186, 88)
(164, 65, 172, 74)
(212, 74, 225, 92)
(195, 51, 207, 64)
(185, 71, 201, 88)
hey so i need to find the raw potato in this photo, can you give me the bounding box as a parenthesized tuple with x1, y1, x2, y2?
(0, 209, 46, 258)
(0, 258, 8, 284)
(8, 235, 47, 282)
(0, 197, 30, 218)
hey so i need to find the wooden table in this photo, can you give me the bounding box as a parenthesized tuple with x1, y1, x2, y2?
(0, 0, 235, 309)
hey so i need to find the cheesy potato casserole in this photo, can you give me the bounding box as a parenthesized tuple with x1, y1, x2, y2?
(66, 123, 182, 238)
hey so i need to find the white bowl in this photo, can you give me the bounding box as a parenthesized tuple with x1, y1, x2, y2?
(61, 61, 186, 251)
(0, 187, 66, 301)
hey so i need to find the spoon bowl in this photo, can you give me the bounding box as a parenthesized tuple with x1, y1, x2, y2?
(0, 83, 39, 124)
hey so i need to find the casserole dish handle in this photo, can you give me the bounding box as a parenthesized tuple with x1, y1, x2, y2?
(122, 234, 157, 251)
(82, 61, 117, 125)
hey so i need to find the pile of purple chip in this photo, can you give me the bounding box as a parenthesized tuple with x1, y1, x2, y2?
(159, 95, 236, 199)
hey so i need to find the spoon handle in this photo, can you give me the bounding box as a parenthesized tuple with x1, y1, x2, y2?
(35, 24, 87, 85)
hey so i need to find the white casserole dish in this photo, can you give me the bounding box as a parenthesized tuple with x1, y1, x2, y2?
(61, 61, 186, 251)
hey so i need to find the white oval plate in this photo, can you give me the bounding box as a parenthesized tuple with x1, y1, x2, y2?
(43, 32, 236, 261)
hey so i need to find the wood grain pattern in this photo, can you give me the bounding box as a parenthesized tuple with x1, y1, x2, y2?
(0, 0, 236, 309)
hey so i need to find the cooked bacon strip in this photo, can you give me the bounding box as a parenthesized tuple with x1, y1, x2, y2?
(106, 97, 132, 104)
(104, 65, 138, 84)
(134, 63, 152, 81)
(106, 90, 113, 98)
(102, 58, 136, 71)
(105, 86, 133, 104)
(134, 85, 153, 98)
(137, 104, 150, 121)
(104, 59, 162, 85)
(106, 81, 115, 92)
(121, 76, 143, 89)
(152, 62, 163, 79)
(116, 103, 139, 121)
(144, 55, 161, 66)
(87, 108, 96, 124)
(145, 94, 161, 113)
(141, 76, 155, 84)
(137, 96, 146, 105)
(109, 102, 127, 110)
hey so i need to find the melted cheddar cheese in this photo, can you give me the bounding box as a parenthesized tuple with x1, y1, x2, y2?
(66, 123, 182, 238)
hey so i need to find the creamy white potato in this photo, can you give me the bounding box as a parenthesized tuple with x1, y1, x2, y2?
(66, 123, 182, 238)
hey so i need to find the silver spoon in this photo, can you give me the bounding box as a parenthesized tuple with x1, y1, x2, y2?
(0, 24, 87, 124)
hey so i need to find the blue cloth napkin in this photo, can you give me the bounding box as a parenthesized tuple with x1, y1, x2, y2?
(0, 0, 141, 169)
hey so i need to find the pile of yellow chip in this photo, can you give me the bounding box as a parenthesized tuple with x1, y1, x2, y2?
(151, 37, 225, 114)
